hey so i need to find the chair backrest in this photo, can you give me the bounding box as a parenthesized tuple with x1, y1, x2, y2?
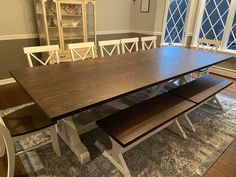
(197, 38, 221, 53)
(68, 42, 95, 61)
(23, 45, 60, 67)
(120, 38, 139, 54)
(141, 36, 157, 51)
(98, 40, 120, 57)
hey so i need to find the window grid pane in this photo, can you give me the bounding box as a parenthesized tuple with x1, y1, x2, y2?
(164, 0, 189, 44)
(227, 11, 236, 50)
(199, 0, 231, 42)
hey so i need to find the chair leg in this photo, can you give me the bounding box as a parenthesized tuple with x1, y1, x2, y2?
(0, 134, 6, 157)
(50, 125, 61, 157)
(0, 124, 15, 177)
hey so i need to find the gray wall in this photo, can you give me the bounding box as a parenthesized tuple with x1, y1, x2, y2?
(0, 0, 37, 36)
(96, 0, 131, 32)
(130, 0, 158, 32)
(0, 0, 132, 36)
(0, 39, 39, 79)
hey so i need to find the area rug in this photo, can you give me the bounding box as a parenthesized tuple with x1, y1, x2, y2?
(15, 93, 236, 177)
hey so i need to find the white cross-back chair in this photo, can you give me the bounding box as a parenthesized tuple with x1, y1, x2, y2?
(0, 105, 61, 177)
(23, 45, 60, 67)
(68, 42, 95, 61)
(120, 38, 139, 54)
(141, 36, 157, 50)
(99, 40, 120, 57)
(195, 38, 221, 78)
(197, 38, 221, 52)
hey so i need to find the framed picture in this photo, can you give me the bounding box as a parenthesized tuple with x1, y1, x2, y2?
(140, 0, 150, 12)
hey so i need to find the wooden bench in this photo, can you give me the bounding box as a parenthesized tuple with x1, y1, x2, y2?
(96, 76, 232, 177)
(96, 93, 196, 176)
(171, 75, 232, 104)
(171, 76, 232, 129)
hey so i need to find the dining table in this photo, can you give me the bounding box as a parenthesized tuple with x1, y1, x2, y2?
(10, 46, 233, 164)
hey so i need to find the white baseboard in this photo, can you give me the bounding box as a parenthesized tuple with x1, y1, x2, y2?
(0, 78, 15, 85)
(210, 66, 236, 79)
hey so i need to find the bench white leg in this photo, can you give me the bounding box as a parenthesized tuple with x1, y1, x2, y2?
(57, 117, 90, 164)
(167, 119, 187, 139)
(50, 125, 61, 157)
(95, 139, 131, 177)
(178, 114, 196, 132)
(205, 96, 224, 110)
(212, 96, 224, 110)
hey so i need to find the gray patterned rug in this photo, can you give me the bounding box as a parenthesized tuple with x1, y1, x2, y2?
(15, 93, 236, 177)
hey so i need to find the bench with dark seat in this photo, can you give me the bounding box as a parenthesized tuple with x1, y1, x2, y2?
(171, 75, 232, 104)
(96, 76, 232, 177)
(96, 92, 196, 176)
(97, 93, 196, 148)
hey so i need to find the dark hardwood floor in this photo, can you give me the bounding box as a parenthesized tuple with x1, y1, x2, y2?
(203, 139, 236, 177)
(0, 73, 235, 177)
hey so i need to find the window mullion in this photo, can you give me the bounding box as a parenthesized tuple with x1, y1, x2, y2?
(193, 0, 206, 46)
(221, 1, 236, 49)
(161, 0, 171, 44)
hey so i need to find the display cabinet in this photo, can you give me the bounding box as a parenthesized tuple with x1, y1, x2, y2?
(34, 0, 96, 62)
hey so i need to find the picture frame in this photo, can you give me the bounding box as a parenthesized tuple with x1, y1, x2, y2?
(140, 0, 150, 13)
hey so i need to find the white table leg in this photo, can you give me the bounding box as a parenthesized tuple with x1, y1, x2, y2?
(57, 117, 90, 164)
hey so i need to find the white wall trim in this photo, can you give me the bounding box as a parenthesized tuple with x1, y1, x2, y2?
(0, 34, 39, 41)
(131, 30, 162, 35)
(0, 30, 163, 40)
(0, 78, 15, 85)
(210, 66, 236, 79)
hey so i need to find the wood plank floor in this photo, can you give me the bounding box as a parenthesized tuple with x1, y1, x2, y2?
(0, 74, 235, 177)
(203, 139, 236, 177)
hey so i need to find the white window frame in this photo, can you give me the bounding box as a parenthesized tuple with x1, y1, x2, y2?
(192, 0, 236, 54)
(161, 0, 194, 46)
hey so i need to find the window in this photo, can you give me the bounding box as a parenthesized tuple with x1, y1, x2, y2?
(194, 0, 236, 51)
(227, 12, 236, 50)
(199, 0, 231, 41)
(163, 0, 190, 44)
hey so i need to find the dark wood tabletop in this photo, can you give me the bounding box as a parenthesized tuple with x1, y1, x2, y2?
(10, 46, 233, 120)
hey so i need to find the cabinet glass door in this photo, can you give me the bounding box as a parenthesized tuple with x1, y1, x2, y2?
(35, 0, 60, 46)
(86, 2, 96, 42)
(59, 2, 84, 50)
(45, 0, 61, 46)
